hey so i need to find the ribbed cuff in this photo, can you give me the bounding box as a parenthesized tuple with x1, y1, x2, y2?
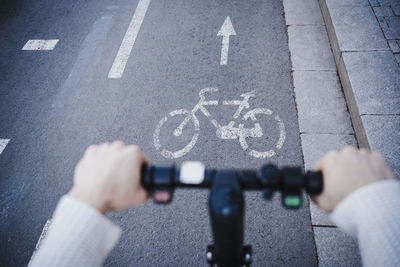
(330, 179, 400, 237)
(54, 195, 122, 256)
(30, 195, 122, 267)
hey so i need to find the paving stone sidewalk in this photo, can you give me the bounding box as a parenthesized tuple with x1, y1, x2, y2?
(371, 0, 400, 64)
(318, 0, 400, 178)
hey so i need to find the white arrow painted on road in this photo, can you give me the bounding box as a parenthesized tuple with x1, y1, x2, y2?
(217, 16, 236, 66)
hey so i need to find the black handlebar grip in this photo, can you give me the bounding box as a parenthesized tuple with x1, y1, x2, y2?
(141, 164, 152, 190)
(306, 171, 323, 196)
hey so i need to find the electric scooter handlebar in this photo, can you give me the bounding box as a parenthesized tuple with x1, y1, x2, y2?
(141, 161, 323, 209)
(140, 162, 323, 267)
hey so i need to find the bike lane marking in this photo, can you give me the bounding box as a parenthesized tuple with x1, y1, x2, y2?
(153, 89, 286, 159)
(217, 16, 236, 65)
(22, 40, 59, 50)
(108, 0, 151, 78)
(0, 139, 10, 155)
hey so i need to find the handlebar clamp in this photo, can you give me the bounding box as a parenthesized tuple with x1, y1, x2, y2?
(142, 164, 176, 203)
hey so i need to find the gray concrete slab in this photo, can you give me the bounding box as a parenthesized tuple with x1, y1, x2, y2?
(300, 133, 357, 171)
(293, 71, 353, 134)
(342, 50, 400, 115)
(288, 26, 336, 70)
(283, 0, 324, 25)
(314, 227, 361, 267)
(361, 115, 400, 178)
(309, 201, 335, 226)
(0, 0, 318, 266)
(301, 133, 357, 225)
(328, 6, 388, 51)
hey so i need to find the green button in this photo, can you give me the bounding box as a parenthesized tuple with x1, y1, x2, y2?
(284, 196, 301, 207)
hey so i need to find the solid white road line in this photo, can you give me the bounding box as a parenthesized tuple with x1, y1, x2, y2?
(108, 0, 151, 78)
(22, 40, 59, 50)
(0, 139, 10, 155)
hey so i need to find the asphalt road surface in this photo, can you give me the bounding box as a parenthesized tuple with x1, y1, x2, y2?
(0, 0, 317, 266)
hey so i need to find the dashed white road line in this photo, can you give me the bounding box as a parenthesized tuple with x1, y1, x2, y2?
(22, 40, 59, 50)
(108, 0, 151, 78)
(0, 139, 10, 155)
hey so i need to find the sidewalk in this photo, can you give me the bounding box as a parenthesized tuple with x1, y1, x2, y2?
(283, 0, 361, 265)
(283, 0, 399, 265)
(319, 0, 400, 178)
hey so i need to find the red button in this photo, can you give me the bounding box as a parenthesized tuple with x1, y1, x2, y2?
(154, 191, 171, 203)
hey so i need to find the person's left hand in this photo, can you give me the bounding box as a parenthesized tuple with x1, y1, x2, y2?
(69, 141, 149, 213)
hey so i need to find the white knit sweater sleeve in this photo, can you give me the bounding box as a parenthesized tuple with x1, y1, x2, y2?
(28, 195, 122, 267)
(330, 179, 400, 267)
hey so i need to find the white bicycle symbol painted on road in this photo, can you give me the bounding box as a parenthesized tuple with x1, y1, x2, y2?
(153, 88, 286, 159)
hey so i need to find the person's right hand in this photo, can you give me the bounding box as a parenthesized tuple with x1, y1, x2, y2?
(313, 146, 396, 213)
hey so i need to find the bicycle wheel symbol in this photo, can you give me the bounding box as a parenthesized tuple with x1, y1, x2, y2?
(239, 108, 286, 159)
(153, 109, 200, 159)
